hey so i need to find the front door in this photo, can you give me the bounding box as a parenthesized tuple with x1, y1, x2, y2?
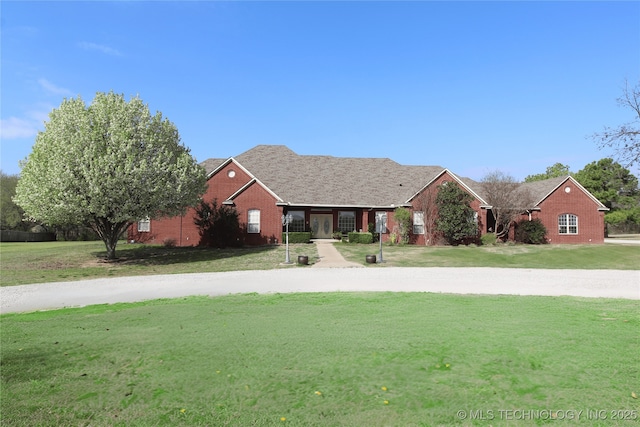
(310, 214, 333, 239)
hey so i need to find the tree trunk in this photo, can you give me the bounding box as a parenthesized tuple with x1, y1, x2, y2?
(92, 219, 130, 260)
(104, 235, 118, 260)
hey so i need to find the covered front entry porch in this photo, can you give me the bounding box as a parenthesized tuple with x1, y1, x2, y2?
(285, 207, 380, 239)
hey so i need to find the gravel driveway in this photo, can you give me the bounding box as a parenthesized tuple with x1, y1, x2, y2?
(1, 267, 638, 314)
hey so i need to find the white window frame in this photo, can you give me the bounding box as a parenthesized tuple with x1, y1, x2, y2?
(137, 218, 150, 232)
(338, 211, 356, 233)
(248, 209, 260, 234)
(413, 211, 424, 234)
(558, 213, 578, 235)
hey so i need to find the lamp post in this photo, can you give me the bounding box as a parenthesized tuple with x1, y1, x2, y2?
(282, 213, 293, 264)
(377, 213, 386, 263)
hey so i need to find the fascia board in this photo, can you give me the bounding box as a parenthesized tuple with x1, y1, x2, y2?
(210, 157, 284, 203)
(226, 178, 256, 202)
(406, 169, 446, 203)
(535, 176, 609, 211)
(533, 177, 566, 207)
(206, 158, 234, 179)
(285, 203, 404, 209)
(206, 157, 261, 184)
(225, 177, 285, 204)
(406, 169, 489, 206)
(568, 176, 609, 210)
(206, 157, 256, 181)
(251, 177, 284, 203)
(445, 169, 489, 205)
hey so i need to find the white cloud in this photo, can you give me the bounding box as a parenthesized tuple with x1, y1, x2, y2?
(0, 104, 52, 140)
(0, 117, 40, 139)
(37, 78, 73, 96)
(78, 41, 122, 56)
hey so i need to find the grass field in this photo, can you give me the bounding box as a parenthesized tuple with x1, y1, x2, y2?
(0, 241, 318, 287)
(1, 240, 638, 425)
(335, 242, 640, 270)
(1, 240, 638, 287)
(2, 293, 638, 426)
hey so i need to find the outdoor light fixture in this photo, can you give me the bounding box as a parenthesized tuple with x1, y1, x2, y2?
(282, 213, 293, 264)
(377, 213, 386, 263)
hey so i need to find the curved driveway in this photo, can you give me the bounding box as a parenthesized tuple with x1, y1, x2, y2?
(1, 267, 638, 314)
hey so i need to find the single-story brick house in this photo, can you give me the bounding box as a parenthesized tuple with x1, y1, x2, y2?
(129, 145, 608, 246)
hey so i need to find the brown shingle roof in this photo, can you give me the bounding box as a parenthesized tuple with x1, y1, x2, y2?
(521, 176, 569, 206)
(206, 145, 444, 207)
(461, 175, 573, 208)
(200, 158, 227, 175)
(521, 175, 608, 209)
(202, 146, 605, 209)
(456, 175, 489, 204)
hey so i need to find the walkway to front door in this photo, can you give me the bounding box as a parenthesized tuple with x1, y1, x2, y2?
(312, 240, 363, 268)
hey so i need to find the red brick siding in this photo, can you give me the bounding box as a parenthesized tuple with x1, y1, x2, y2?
(128, 161, 283, 246)
(530, 181, 605, 244)
(408, 172, 485, 245)
(232, 182, 283, 245)
(127, 210, 200, 246)
(128, 163, 605, 247)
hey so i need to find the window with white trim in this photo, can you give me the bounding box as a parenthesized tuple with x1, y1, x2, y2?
(413, 211, 425, 234)
(137, 218, 150, 232)
(288, 211, 305, 232)
(375, 211, 388, 233)
(248, 209, 260, 233)
(338, 211, 356, 233)
(558, 213, 578, 234)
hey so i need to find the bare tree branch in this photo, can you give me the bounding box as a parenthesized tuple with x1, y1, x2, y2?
(414, 186, 439, 245)
(481, 171, 535, 240)
(593, 80, 640, 168)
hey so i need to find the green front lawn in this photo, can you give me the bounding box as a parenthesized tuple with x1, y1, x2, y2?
(2, 293, 638, 426)
(1, 240, 638, 287)
(0, 241, 317, 287)
(335, 242, 640, 270)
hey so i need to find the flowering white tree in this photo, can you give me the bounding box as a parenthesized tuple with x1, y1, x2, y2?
(14, 92, 207, 259)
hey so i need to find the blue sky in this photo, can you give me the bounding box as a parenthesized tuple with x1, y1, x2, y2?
(2, 1, 639, 181)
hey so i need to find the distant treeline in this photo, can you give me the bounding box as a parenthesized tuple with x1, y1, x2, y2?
(0, 230, 56, 242)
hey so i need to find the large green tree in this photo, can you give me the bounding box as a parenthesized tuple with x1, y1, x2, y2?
(573, 158, 639, 209)
(14, 92, 207, 259)
(524, 163, 571, 183)
(393, 206, 411, 244)
(435, 183, 478, 245)
(0, 171, 28, 230)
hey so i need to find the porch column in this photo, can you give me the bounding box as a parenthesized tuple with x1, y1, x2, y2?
(361, 210, 370, 233)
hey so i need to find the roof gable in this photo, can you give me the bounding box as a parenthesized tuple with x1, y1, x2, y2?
(200, 146, 608, 210)
(522, 176, 608, 210)
(204, 156, 285, 203)
(407, 169, 489, 205)
(227, 145, 444, 207)
(201, 158, 227, 176)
